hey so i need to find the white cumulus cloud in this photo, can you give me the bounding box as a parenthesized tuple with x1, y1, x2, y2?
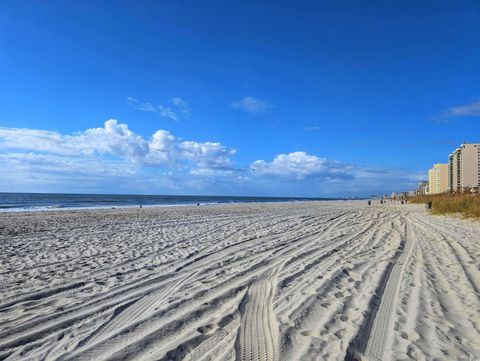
(179, 141, 236, 169)
(0, 119, 235, 169)
(249, 151, 423, 195)
(250, 151, 351, 179)
(0, 121, 422, 196)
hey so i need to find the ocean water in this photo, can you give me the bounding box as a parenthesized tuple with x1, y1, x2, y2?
(0, 193, 338, 212)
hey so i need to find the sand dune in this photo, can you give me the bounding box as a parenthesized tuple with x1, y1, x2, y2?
(1, 201, 480, 360)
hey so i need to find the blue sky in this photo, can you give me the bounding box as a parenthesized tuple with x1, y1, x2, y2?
(1, 0, 479, 197)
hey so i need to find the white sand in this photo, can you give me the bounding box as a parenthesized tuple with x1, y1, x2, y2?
(1, 201, 480, 360)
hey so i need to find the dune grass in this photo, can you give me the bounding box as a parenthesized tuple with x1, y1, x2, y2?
(408, 193, 480, 219)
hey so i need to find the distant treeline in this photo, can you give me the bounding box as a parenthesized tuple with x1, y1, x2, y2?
(408, 193, 480, 220)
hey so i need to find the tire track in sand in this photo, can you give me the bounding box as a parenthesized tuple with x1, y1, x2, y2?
(364, 217, 414, 361)
(74, 271, 196, 354)
(346, 215, 414, 361)
(236, 264, 283, 361)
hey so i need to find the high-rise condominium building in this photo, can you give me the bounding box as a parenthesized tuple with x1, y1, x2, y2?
(448, 143, 480, 191)
(428, 163, 448, 194)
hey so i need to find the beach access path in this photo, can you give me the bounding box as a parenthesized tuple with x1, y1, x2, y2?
(1, 201, 479, 360)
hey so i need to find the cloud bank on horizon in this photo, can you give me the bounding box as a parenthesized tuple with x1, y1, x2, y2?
(0, 119, 421, 196)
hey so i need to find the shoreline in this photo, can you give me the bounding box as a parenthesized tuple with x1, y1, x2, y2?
(0, 198, 356, 214)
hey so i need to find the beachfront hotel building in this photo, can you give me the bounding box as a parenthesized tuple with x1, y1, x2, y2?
(428, 163, 448, 194)
(448, 143, 480, 191)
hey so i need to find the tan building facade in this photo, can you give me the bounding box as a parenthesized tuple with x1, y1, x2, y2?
(428, 163, 448, 194)
(448, 143, 480, 191)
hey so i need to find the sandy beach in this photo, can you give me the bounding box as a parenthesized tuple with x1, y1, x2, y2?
(1, 201, 480, 361)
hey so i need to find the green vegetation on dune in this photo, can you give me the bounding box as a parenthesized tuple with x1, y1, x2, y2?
(408, 194, 480, 219)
